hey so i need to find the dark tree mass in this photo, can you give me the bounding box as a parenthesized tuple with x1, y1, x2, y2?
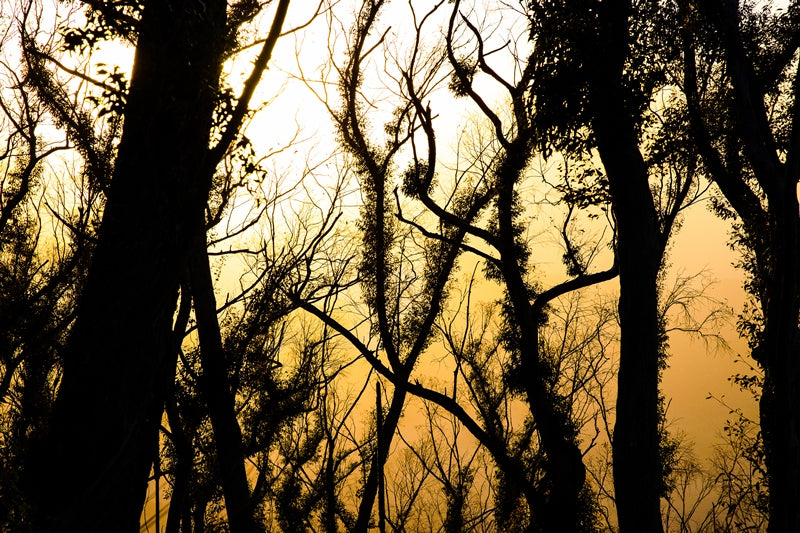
(0, 1, 796, 532)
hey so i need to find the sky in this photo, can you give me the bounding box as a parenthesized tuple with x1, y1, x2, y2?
(56, 0, 759, 470)
(245, 0, 759, 459)
(26, 0, 761, 525)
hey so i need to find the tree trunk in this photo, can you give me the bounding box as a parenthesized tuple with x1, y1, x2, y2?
(760, 193, 800, 533)
(495, 141, 586, 532)
(597, 125, 664, 533)
(24, 1, 227, 530)
(189, 233, 257, 533)
(700, 3, 800, 527)
(165, 396, 194, 533)
(590, 3, 665, 531)
(596, 94, 666, 533)
(353, 383, 407, 533)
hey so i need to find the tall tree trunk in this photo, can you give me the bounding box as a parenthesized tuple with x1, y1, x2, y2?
(597, 126, 664, 533)
(594, 108, 664, 533)
(354, 383, 407, 533)
(760, 194, 800, 533)
(697, 3, 800, 528)
(603, 156, 664, 533)
(189, 232, 257, 533)
(24, 1, 227, 530)
(590, 3, 665, 531)
(496, 140, 586, 533)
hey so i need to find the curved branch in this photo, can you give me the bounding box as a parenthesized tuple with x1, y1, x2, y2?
(531, 262, 618, 319)
(393, 189, 499, 267)
(459, 13, 514, 94)
(703, 0, 784, 198)
(681, 13, 767, 236)
(446, 0, 509, 149)
(402, 71, 499, 247)
(292, 297, 540, 504)
(208, 0, 291, 167)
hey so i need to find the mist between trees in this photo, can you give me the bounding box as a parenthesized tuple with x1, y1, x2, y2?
(0, 0, 795, 532)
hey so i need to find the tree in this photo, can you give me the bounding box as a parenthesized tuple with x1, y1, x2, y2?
(527, 1, 705, 529)
(14, 0, 297, 530)
(705, 395, 768, 531)
(1, 1, 100, 524)
(681, 1, 800, 530)
(324, 3, 473, 527)
(305, 1, 625, 530)
(0, 0, 774, 531)
(160, 169, 354, 532)
(23, 1, 231, 529)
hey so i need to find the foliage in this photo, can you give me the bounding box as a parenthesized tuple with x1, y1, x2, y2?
(0, 0, 781, 531)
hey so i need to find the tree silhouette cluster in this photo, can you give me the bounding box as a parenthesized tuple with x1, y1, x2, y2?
(0, 1, 797, 532)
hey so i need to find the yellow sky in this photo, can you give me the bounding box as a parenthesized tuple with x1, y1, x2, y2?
(254, 0, 759, 459)
(66, 3, 761, 525)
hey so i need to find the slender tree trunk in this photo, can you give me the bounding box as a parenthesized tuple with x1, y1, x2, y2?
(166, 285, 194, 533)
(165, 396, 194, 533)
(322, 432, 338, 533)
(589, 3, 665, 531)
(516, 339, 585, 533)
(496, 142, 586, 532)
(760, 194, 800, 533)
(376, 384, 387, 533)
(189, 231, 257, 533)
(354, 383, 407, 533)
(596, 95, 665, 533)
(24, 1, 227, 530)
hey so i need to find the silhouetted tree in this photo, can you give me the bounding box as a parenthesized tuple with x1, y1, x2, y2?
(681, 2, 800, 530)
(1, 1, 776, 532)
(23, 1, 231, 529)
(0, 3, 98, 525)
(309, 1, 624, 530)
(15, 1, 297, 530)
(527, 1, 703, 530)
(329, 3, 472, 527)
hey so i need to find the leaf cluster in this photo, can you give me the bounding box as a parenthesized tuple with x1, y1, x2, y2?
(86, 63, 127, 118)
(59, 1, 142, 52)
(527, 0, 677, 155)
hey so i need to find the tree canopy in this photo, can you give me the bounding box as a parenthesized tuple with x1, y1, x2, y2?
(0, 1, 796, 532)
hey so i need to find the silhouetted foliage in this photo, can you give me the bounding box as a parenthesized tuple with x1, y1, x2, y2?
(1, 1, 786, 532)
